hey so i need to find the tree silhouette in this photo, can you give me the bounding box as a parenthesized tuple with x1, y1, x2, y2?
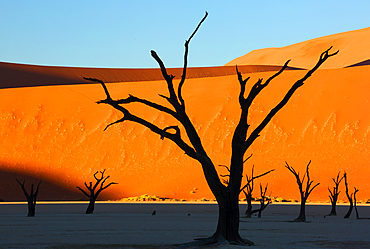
(84, 12, 337, 245)
(285, 161, 320, 222)
(343, 172, 356, 218)
(76, 169, 117, 214)
(326, 171, 344, 217)
(255, 183, 272, 218)
(15, 179, 41, 217)
(240, 165, 274, 218)
(353, 187, 360, 219)
(352, 187, 370, 220)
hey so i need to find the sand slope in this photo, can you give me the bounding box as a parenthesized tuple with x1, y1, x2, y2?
(1, 26, 370, 202)
(225, 27, 370, 69)
(0, 61, 369, 202)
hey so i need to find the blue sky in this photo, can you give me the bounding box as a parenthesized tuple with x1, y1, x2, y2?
(1, 1, 370, 68)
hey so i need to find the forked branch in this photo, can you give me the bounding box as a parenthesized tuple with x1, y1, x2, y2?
(242, 47, 338, 152)
(76, 169, 118, 199)
(76, 169, 117, 214)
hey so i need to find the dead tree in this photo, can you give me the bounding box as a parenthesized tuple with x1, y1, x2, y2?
(344, 172, 356, 218)
(353, 187, 360, 219)
(76, 169, 118, 214)
(84, 11, 337, 245)
(285, 161, 320, 222)
(326, 171, 344, 217)
(352, 187, 370, 220)
(240, 165, 274, 218)
(15, 179, 41, 217)
(255, 183, 272, 218)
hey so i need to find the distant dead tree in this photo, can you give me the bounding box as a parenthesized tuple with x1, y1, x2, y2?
(241, 165, 274, 218)
(84, 11, 337, 245)
(76, 169, 118, 214)
(285, 161, 320, 222)
(353, 187, 360, 219)
(255, 183, 272, 218)
(15, 179, 41, 217)
(352, 188, 370, 220)
(343, 172, 356, 218)
(326, 171, 344, 217)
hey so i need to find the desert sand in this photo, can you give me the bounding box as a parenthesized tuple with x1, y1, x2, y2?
(225, 27, 370, 69)
(1, 27, 370, 203)
(0, 202, 369, 248)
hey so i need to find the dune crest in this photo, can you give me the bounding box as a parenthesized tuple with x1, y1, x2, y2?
(225, 27, 370, 69)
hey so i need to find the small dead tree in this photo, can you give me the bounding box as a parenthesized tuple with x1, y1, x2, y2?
(241, 165, 274, 218)
(343, 172, 356, 218)
(15, 179, 41, 217)
(353, 187, 360, 219)
(76, 169, 118, 214)
(352, 188, 370, 220)
(255, 183, 272, 218)
(326, 171, 344, 217)
(285, 161, 320, 222)
(84, 11, 337, 245)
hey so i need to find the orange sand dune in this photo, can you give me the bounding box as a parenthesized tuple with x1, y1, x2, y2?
(226, 27, 370, 69)
(0, 61, 369, 202)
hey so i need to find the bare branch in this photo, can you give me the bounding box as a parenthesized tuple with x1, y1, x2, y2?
(101, 181, 118, 191)
(307, 182, 320, 196)
(240, 168, 275, 193)
(76, 186, 90, 197)
(245, 48, 338, 151)
(34, 181, 41, 198)
(115, 94, 178, 118)
(84, 77, 112, 101)
(236, 65, 250, 107)
(91, 78, 198, 159)
(161, 126, 180, 139)
(15, 178, 30, 199)
(243, 154, 253, 164)
(218, 164, 231, 173)
(178, 11, 208, 108)
(151, 50, 177, 103)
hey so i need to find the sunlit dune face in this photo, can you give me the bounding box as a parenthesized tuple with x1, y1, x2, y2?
(226, 27, 370, 70)
(0, 61, 370, 202)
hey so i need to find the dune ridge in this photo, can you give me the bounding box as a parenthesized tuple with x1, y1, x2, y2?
(0, 61, 301, 89)
(225, 27, 370, 69)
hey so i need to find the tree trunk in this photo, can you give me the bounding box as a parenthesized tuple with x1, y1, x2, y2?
(196, 159, 252, 245)
(258, 209, 262, 218)
(294, 199, 306, 222)
(328, 200, 337, 216)
(86, 197, 96, 214)
(211, 192, 252, 245)
(344, 199, 353, 218)
(27, 201, 36, 217)
(245, 195, 253, 218)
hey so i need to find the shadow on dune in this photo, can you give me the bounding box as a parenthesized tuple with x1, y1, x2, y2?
(0, 61, 303, 89)
(0, 168, 116, 201)
(345, 58, 370, 68)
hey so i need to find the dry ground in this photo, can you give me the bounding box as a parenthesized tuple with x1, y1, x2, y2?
(0, 202, 369, 248)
